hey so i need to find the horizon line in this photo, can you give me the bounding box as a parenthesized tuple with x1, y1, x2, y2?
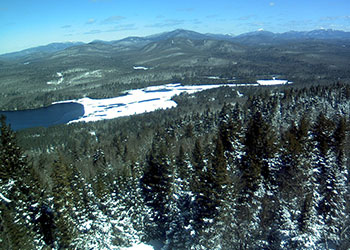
(1, 27, 349, 56)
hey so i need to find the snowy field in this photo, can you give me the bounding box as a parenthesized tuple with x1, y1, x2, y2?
(55, 80, 289, 124)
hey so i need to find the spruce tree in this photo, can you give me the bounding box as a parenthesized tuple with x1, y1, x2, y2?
(70, 175, 117, 249)
(50, 158, 78, 248)
(0, 115, 26, 180)
(110, 162, 149, 247)
(319, 116, 349, 247)
(205, 136, 234, 248)
(235, 111, 278, 249)
(277, 117, 316, 248)
(164, 145, 195, 249)
(140, 139, 173, 241)
(218, 103, 236, 152)
(240, 111, 276, 193)
(0, 115, 44, 249)
(211, 136, 230, 205)
(302, 112, 348, 248)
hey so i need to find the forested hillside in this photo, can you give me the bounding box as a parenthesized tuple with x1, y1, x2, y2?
(1, 82, 350, 249)
(1, 29, 350, 111)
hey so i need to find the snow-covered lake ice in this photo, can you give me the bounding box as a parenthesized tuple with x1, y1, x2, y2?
(2, 80, 290, 130)
(56, 83, 237, 123)
(55, 79, 290, 124)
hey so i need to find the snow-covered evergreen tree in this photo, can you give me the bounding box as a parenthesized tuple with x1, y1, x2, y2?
(141, 138, 174, 241)
(277, 117, 316, 249)
(50, 159, 79, 248)
(234, 111, 277, 249)
(164, 145, 194, 249)
(0, 115, 45, 249)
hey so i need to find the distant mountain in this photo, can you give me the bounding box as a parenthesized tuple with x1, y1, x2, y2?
(140, 37, 244, 55)
(73, 30, 213, 53)
(205, 33, 235, 41)
(145, 29, 211, 41)
(2, 28, 350, 61)
(234, 29, 350, 44)
(111, 37, 153, 49)
(0, 42, 84, 59)
(234, 30, 277, 44)
(281, 29, 350, 40)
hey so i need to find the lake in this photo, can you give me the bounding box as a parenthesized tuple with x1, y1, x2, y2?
(0, 102, 84, 131)
(0, 81, 281, 131)
(0, 83, 228, 130)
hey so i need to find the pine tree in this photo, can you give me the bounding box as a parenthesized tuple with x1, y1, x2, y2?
(240, 111, 276, 193)
(234, 111, 278, 249)
(110, 162, 149, 248)
(175, 144, 191, 189)
(50, 158, 78, 248)
(319, 116, 349, 247)
(140, 139, 173, 241)
(204, 136, 233, 248)
(294, 113, 350, 248)
(333, 117, 350, 249)
(70, 176, 117, 250)
(164, 145, 195, 249)
(218, 103, 236, 152)
(277, 117, 316, 249)
(211, 136, 230, 206)
(191, 139, 211, 215)
(0, 115, 26, 180)
(192, 139, 205, 174)
(0, 115, 46, 249)
(218, 103, 244, 172)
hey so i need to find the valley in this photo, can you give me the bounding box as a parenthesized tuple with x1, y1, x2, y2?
(1, 28, 350, 250)
(1, 29, 349, 111)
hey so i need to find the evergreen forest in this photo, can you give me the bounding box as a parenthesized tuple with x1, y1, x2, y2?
(1, 82, 350, 249)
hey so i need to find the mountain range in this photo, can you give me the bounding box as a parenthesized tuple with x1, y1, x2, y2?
(0, 42, 84, 60)
(1, 28, 350, 111)
(1, 28, 350, 59)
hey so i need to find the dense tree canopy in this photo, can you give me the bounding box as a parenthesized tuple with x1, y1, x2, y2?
(1, 82, 350, 249)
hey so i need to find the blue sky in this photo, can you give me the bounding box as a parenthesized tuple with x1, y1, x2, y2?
(1, 0, 349, 54)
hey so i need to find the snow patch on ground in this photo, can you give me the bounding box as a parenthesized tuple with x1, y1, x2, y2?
(64, 70, 103, 84)
(63, 68, 86, 74)
(47, 72, 64, 85)
(207, 76, 221, 80)
(120, 243, 154, 250)
(82, 70, 102, 77)
(89, 131, 98, 141)
(133, 66, 149, 70)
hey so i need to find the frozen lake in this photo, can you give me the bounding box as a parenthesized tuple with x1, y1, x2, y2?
(55, 83, 237, 123)
(1, 80, 288, 130)
(0, 83, 234, 130)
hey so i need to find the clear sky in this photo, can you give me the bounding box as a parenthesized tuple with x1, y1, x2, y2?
(1, 0, 349, 54)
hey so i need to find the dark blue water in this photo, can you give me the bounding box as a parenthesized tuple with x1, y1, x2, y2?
(0, 102, 84, 131)
(138, 98, 161, 103)
(143, 89, 172, 93)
